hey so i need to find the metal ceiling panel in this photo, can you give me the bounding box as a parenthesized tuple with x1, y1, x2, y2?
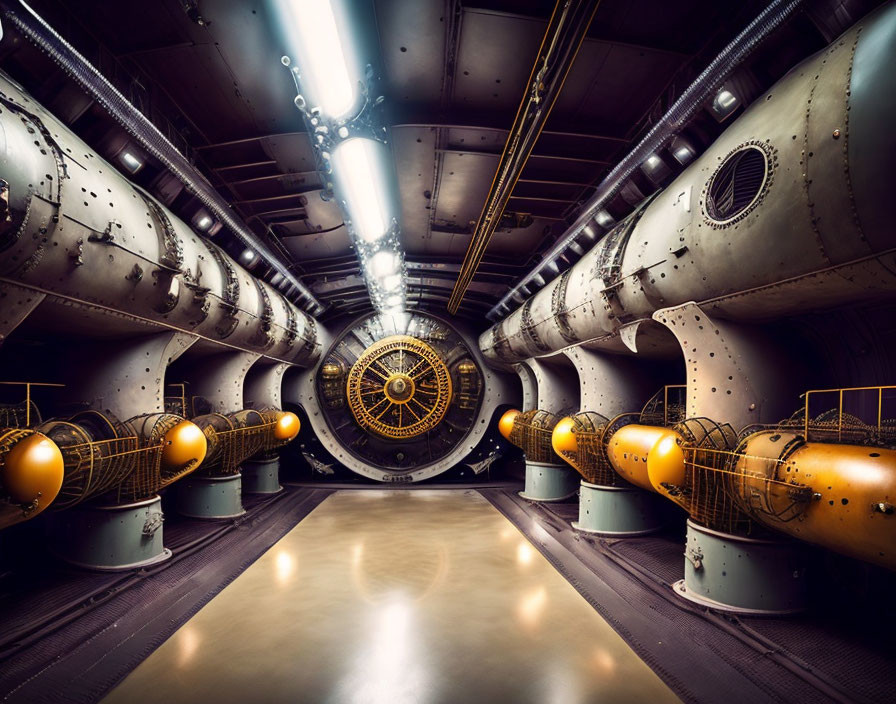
(452, 8, 543, 114)
(391, 126, 438, 251)
(552, 40, 685, 133)
(282, 226, 353, 261)
(430, 150, 496, 241)
(376, 0, 447, 105)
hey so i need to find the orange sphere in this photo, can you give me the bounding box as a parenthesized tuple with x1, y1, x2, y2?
(274, 411, 301, 441)
(161, 420, 207, 470)
(551, 416, 577, 455)
(498, 409, 520, 441)
(2, 432, 64, 505)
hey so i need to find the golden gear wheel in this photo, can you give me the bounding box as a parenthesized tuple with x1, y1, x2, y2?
(346, 335, 453, 439)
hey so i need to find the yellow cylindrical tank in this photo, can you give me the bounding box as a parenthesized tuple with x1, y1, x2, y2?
(160, 420, 208, 470)
(733, 430, 896, 570)
(607, 424, 680, 492)
(646, 429, 687, 499)
(551, 416, 577, 456)
(273, 411, 301, 441)
(498, 409, 520, 441)
(0, 429, 65, 512)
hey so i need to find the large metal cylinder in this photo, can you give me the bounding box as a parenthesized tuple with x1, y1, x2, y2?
(480, 3, 896, 364)
(606, 424, 678, 492)
(733, 430, 896, 570)
(0, 72, 320, 366)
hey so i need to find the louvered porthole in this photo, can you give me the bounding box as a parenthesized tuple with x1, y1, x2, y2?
(704, 145, 771, 225)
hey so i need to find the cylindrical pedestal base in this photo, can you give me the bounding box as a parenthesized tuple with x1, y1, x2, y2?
(519, 461, 579, 502)
(673, 519, 807, 614)
(242, 457, 283, 495)
(572, 481, 667, 536)
(47, 495, 171, 571)
(175, 473, 245, 519)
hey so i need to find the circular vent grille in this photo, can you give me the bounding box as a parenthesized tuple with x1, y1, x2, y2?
(705, 146, 769, 223)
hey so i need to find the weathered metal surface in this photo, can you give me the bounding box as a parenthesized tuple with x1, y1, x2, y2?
(480, 7, 896, 366)
(653, 302, 799, 428)
(0, 73, 321, 367)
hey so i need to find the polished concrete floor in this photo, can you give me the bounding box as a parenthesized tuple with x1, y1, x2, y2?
(104, 490, 678, 704)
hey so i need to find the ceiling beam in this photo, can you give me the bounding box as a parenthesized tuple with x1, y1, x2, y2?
(196, 131, 308, 150)
(391, 110, 628, 144)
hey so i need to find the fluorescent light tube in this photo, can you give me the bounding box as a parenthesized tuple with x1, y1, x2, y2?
(281, 0, 355, 118)
(332, 138, 389, 243)
(369, 250, 398, 278)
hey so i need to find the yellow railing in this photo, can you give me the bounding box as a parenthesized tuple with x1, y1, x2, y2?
(0, 381, 65, 426)
(802, 385, 895, 441)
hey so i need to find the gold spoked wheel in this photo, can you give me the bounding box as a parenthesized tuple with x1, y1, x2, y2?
(346, 335, 453, 439)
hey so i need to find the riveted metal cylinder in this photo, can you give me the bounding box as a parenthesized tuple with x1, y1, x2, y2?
(0, 74, 320, 366)
(480, 5, 896, 365)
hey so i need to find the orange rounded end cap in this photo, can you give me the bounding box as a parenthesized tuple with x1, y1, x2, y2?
(2, 432, 64, 505)
(161, 420, 207, 469)
(551, 416, 577, 455)
(498, 409, 520, 441)
(647, 430, 686, 494)
(274, 411, 301, 441)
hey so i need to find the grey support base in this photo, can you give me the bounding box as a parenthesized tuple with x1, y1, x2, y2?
(242, 456, 283, 495)
(46, 495, 171, 571)
(673, 519, 807, 615)
(519, 461, 579, 502)
(572, 481, 667, 536)
(175, 473, 246, 519)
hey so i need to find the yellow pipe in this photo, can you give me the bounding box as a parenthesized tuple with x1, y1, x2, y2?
(734, 430, 896, 570)
(606, 424, 679, 492)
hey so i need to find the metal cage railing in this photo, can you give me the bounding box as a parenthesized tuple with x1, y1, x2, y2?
(509, 409, 563, 463)
(639, 385, 687, 427)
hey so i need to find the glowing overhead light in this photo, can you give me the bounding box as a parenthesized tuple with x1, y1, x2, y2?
(120, 150, 143, 173)
(196, 215, 212, 230)
(715, 89, 737, 110)
(280, 0, 356, 118)
(382, 273, 402, 291)
(369, 250, 398, 279)
(595, 210, 615, 228)
(332, 138, 390, 243)
(711, 88, 739, 121)
(241, 249, 257, 263)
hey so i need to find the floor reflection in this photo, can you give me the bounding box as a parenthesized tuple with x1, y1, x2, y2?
(103, 489, 677, 704)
